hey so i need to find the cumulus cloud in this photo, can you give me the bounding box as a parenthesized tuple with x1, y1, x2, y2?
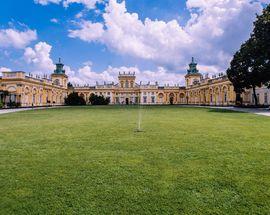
(63, 0, 103, 9)
(68, 64, 185, 86)
(20, 39, 186, 85)
(35, 0, 103, 9)
(0, 28, 37, 49)
(68, 21, 104, 41)
(50, 18, 59, 23)
(0, 67, 11, 76)
(34, 0, 61, 5)
(24, 42, 55, 73)
(68, 0, 267, 74)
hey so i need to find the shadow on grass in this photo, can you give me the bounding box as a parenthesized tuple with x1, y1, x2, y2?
(207, 108, 246, 114)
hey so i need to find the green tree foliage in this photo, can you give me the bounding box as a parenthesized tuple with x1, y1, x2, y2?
(227, 5, 270, 106)
(89, 93, 110, 105)
(65, 92, 86, 106)
(67, 82, 73, 88)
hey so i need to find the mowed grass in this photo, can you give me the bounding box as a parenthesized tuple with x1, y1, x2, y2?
(0, 106, 270, 214)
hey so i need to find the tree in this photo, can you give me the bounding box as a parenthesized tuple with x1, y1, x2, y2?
(65, 92, 86, 106)
(253, 4, 270, 87)
(89, 93, 110, 105)
(227, 38, 262, 105)
(227, 5, 270, 106)
(0, 90, 9, 107)
(67, 82, 73, 88)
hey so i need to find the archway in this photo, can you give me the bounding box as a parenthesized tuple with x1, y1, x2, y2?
(169, 93, 175, 105)
(158, 93, 164, 104)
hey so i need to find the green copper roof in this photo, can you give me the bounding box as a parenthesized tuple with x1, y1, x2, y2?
(54, 58, 65, 74)
(187, 57, 199, 74)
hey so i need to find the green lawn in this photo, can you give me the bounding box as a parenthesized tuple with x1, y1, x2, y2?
(1, 106, 270, 214)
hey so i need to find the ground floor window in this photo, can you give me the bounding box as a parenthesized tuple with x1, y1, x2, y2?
(224, 93, 227, 103)
(151, 96, 155, 104)
(10, 94, 16, 103)
(264, 93, 268, 104)
(143, 96, 147, 103)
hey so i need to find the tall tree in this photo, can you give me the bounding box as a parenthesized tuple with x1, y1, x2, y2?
(227, 4, 270, 106)
(253, 4, 270, 87)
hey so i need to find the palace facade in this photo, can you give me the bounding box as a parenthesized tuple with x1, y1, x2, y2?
(1, 58, 269, 107)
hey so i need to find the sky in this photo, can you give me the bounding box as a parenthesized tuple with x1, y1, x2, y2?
(0, 0, 269, 85)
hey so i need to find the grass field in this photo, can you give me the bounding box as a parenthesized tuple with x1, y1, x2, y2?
(1, 106, 270, 214)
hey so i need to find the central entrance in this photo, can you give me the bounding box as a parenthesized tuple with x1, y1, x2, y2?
(125, 98, 129, 105)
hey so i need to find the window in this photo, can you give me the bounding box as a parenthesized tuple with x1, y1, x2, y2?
(210, 94, 213, 103)
(151, 96, 155, 104)
(224, 93, 227, 103)
(264, 93, 268, 104)
(116, 97, 119, 104)
(143, 96, 147, 103)
(107, 92, 110, 96)
(125, 80, 129, 88)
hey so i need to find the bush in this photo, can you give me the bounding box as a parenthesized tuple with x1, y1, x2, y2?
(89, 93, 110, 105)
(6, 102, 21, 108)
(65, 92, 86, 106)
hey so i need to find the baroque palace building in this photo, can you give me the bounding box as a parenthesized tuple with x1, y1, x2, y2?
(0, 58, 269, 107)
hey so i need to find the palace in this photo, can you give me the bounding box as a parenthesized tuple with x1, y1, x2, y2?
(0, 58, 269, 107)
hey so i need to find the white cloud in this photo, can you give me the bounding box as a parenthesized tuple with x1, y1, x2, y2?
(35, 0, 102, 9)
(63, 0, 102, 9)
(0, 28, 37, 49)
(34, 0, 61, 5)
(24, 42, 55, 73)
(50, 18, 59, 23)
(20, 40, 186, 85)
(68, 64, 185, 86)
(68, 21, 104, 41)
(68, 0, 266, 73)
(0, 67, 11, 76)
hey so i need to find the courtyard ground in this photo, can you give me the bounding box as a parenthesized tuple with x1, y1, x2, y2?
(0, 106, 270, 214)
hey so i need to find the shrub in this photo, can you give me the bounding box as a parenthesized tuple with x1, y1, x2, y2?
(89, 93, 110, 105)
(65, 92, 86, 106)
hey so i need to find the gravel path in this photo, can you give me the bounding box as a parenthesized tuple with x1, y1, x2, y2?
(0, 106, 269, 117)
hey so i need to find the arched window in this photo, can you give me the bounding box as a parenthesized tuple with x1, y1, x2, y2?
(54, 79, 60, 85)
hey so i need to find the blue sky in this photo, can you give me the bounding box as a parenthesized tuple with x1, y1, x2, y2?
(0, 0, 269, 85)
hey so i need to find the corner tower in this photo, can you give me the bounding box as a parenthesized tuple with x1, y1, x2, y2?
(185, 57, 202, 88)
(51, 58, 68, 89)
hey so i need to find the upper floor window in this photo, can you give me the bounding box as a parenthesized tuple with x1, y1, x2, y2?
(53, 79, 60, 85)
(125, 80, 129, 88)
